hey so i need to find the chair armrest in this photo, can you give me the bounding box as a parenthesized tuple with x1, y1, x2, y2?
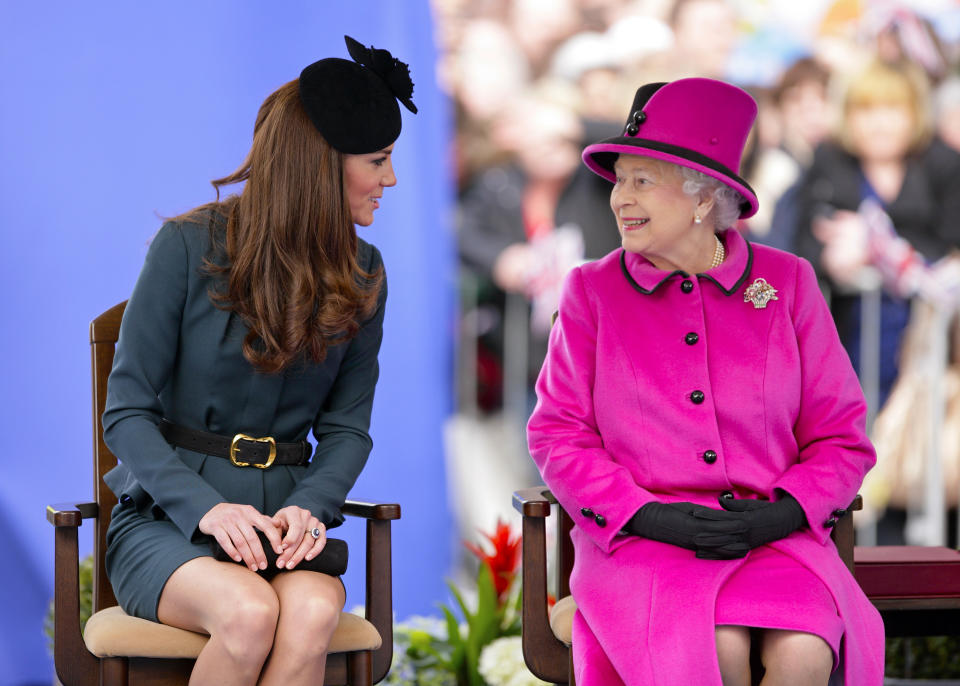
(341, 499, 401, 520)
(831, 495, 862, 576)
(341, 498, 399, 683)
(514, 486, 569, 682)
(46, 501, 98, 527)
(48, 503, 99, 686)
(512, 487, 555, 518)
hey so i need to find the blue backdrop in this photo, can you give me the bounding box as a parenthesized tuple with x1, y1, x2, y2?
(0, 3, 454, 684)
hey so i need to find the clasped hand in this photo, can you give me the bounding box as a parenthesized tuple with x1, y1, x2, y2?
(626, 495, 805, 559)
(198, 503, 327, 572)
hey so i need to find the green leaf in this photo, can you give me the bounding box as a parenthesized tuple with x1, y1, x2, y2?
(441, 606, 462, 648)
(446, 580, 478, 636)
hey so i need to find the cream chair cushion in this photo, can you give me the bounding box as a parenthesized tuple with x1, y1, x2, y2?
(83, 606, 381, 658)
(548, 595, 577, 646)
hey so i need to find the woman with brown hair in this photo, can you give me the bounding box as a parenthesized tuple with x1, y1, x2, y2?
(100, 36, 416, 685)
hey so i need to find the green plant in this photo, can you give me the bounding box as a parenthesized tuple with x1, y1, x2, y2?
(43, 554, 94, 654)
(384, 520, 528, 686)
(440, 562, 521, 686)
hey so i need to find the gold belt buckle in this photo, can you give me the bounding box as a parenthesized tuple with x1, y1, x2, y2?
(229, 433, 277, 469)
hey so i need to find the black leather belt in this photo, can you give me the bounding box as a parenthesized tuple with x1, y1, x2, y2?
(159, 420, 311, 469)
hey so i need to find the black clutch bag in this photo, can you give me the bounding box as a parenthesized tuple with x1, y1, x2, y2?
(211, 530, 348, 579)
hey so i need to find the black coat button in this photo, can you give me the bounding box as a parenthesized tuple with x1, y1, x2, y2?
(685, 332, 699, 345)
(581, 507, 594, 519)
(120, 494, 133, 505)
(824, 517, 838, 528)
(703, 450, 717, 464)
(594, 514, 607, 527)
(681, 280, 694, 293)
(626, 123, 639, 136)
(720, 490, 734, 500)
(690, 390, 705, 404)
(832, 508, 847, 518)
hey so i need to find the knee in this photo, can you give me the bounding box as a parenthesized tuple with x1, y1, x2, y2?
(278, 592, 343, 656)
(217, 587, 280, 661)
(762, 631, 832, 682)
(295, 591, 343, 638)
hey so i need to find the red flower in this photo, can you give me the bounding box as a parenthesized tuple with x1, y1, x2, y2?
(465, 519, 521, 604)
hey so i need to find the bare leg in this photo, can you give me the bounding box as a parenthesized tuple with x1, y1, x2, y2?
(760, 630, 833, 686)
(258, 570, 346, 686)
(158, 557, 280, 686)
(716, 626, 752, 686)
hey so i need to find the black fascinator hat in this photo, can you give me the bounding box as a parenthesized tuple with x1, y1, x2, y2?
(299, 35, 417, 154)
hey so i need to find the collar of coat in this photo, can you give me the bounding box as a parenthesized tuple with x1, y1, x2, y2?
(619, 228, 753, 296)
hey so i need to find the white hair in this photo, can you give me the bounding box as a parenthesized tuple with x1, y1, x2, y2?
(677, 166, 744, 230)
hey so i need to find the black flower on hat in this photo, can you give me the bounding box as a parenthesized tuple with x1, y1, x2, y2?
(345, 35, 417, 114)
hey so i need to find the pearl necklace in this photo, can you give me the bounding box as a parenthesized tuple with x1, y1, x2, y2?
(710, 235, 725, 269)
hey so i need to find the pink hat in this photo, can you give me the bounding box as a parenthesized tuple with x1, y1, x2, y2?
(582, 78, 759, 218)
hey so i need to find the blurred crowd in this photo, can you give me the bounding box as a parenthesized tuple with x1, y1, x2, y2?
(434, 0, 960, 546)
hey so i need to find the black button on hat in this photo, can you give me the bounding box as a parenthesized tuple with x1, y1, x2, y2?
(681, 280, 694, 293)
(685, 332, 699, 345)
(299, 35, 417, 154)
(581, 507, 595, 518)
(690, 390, 705, 404)
(703, 450, 717, 464)
(594, 514, 607, 528)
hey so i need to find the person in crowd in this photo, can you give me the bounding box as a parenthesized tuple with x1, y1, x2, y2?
(775, 57, 833, 169)
(751, 57, 833, 250)
(506, 0, 580, 77)
(935, 75, 960, 153)
(528, 77, 883, 684)
(638, 0, 739, 80)
(458, 93, 620, 409)
(793, 59, 960, 410)
(793, 59, 960, 545)
(101, 36, 416, 685)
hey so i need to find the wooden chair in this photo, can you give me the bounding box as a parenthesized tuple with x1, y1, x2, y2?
(46, 301, 400, 686)
(512, 486, 861, 685)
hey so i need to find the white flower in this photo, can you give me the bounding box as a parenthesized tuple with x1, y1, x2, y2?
(478, 636, 550, 686)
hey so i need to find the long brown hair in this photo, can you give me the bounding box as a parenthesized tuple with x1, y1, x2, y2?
(177, 79, 384, 373)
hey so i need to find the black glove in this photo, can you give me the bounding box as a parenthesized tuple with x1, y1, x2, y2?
(211, 530, 348, 579)
(717, 493, 806, 549)
(625, 502, 750, 560)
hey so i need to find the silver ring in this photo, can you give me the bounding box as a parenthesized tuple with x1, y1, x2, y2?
(310, 527, 321, 540)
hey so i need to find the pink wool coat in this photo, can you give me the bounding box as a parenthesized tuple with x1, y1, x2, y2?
(527, 229, 884, 685)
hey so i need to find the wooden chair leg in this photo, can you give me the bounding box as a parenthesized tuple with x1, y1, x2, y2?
(568, 647, 576, 686)
(346, 650, 372, 686)
(101, 656, 128, 686)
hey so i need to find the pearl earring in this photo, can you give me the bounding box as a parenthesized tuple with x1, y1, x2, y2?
(694, 214, 702, 225)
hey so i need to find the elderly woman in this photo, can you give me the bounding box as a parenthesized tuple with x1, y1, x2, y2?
(527, 79, 884, 685)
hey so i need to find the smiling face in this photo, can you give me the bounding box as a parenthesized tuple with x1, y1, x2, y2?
(342, 144, 397, 226)
(610, 155, 716, 272)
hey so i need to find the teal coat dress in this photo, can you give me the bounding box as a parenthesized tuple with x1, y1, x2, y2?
(102, 213, 386, 621)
